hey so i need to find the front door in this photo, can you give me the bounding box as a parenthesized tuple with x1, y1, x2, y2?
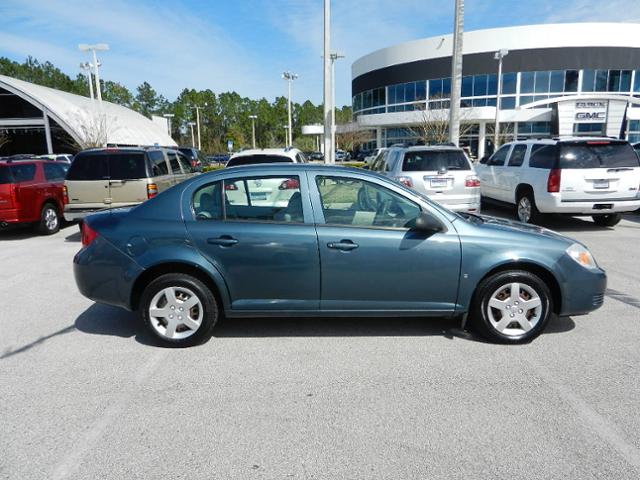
(310, 173, 461, 313)
(184, 172, 320, 311)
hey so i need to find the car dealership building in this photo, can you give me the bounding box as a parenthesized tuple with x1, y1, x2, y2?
(351, 23, 640, 158)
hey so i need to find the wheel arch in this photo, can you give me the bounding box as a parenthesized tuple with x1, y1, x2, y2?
(470, 260, 562, 315)
(130, 261, 229, 314)
(514, 183, 534, 204)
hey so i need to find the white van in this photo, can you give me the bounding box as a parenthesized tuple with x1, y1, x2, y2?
(476, 137, 640, 226)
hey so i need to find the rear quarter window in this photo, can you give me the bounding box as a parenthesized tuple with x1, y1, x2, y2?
(529, 145, 558, 169)
(2, 164, 37, 183)
(0, 166, 14, 184)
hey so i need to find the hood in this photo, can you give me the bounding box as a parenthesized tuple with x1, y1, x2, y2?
(472, 214, 576, 245)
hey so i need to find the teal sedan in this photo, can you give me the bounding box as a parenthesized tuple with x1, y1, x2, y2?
(74, 164, 606, 347)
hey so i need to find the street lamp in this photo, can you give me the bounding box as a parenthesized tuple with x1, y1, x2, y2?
(248, 114, 258, 149)
(189, 103, 207, 150)
(323, 0, 332, 163)
(282, 71, 298, 147)
(78, 43, 109, 105)
(187, 121, 196, 148)
(163, 113, 175, 138)
(493, 49, 509, 148)
(330, 52, 345, 158)
(282, 125, 289, 146)
(79, 62, 95, 101)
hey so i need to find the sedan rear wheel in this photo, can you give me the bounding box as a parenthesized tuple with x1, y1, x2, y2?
(470, 270, 553, 344)
(141, 273, 218, 347)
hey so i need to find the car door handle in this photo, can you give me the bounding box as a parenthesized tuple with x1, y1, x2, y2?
(327, 240, 359, 251)
(207, 236, 238, 247)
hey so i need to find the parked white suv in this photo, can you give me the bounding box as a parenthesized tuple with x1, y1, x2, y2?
(476, 137, 640, 226)
(227, 148, 307, 167)
(370, 145, 481, 213)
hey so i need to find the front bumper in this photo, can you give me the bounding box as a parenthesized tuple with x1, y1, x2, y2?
(558, 255, 607, 316)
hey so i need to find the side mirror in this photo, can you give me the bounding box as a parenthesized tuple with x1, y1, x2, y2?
(410, 212, 443, 233)
(479, 155, 490, 164)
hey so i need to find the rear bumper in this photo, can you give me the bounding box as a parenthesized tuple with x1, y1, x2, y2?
(65, 203, 142, 221)
(536, 193, 640, 214)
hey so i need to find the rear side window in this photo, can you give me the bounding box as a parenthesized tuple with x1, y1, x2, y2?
(193, 181, 223, 220)
(402, 150, 470, 171)
(0, 166, 14, 184)
(43, 163, 66, 181)
(3, 164, 37, 183)
(167, 152, 181, 174)
(529, 144, 558, 169)
(507, 145, 527, 167)
(227, 155, 293, 167)
(558, 142, 640, 169)
(148, 151, 169, 176)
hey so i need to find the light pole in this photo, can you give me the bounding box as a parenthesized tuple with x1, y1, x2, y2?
(188, 122, 196, 148)
(249, 114, 257, 149)
(282, 71, 298, 148)
(283, 125, 289, 146)
(330, 52, 345, 157)
(323, 0, 332, 163)
(79, 62, 95, 101)
(79, 43, 109, 105)
(190, 104, 207, 150)
(493, 49, 509, 149)
(163, 113, 175, 138)
(448, 0, 464, 146)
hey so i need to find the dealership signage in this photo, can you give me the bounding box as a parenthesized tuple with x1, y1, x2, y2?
(574, 101, 608, 123)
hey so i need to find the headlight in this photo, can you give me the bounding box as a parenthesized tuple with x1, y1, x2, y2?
(566, 243, 598, 270)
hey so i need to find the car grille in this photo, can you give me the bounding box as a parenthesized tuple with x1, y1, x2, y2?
(592, 294, 605, 307)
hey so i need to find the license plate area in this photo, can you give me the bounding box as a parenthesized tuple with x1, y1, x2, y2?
(427, 177, 449, 188)
(592, 179, 609, 189)
(593, 203, 613, 210)
(250, 192, 268, 201)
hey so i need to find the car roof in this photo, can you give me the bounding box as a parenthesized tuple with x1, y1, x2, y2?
(503, 136, 629, 146)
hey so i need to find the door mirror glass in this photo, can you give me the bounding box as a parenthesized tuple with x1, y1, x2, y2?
(409, 211, 443, 233)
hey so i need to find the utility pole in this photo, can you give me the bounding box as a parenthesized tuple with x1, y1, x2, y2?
(282, 72, 298, 147)
(448, 0, 464, 146)
(249, 114, 257, 149)
(330, 52, 345, 158)
(188, 122, 196, 148)
(190, 104, 207, 150)
(323, 0, 333, 163)
(493, 49, 509, 148)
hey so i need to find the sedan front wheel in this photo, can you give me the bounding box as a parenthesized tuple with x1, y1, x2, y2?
(470, 270, 553, 344)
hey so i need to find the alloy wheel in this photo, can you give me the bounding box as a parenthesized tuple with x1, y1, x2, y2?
(44, 207, 58, 231)
(486, 282, 542, 337)
(148, 286, 203, 340)
(517, 197, 532, 223)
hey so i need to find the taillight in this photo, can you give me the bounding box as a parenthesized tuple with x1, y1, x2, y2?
(278, 178, 300, 190)
(224, 183, 238, 191)
(395, 176, 413, 188)
(62, 185, 69, 204)
(547, 169, 561, 193)
(81, 223, 98, 248)
(465, 175, 480, 188)
(147, 183, 158, 199)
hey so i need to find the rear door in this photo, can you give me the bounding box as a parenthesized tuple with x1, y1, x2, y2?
(557, 140, 640, 202)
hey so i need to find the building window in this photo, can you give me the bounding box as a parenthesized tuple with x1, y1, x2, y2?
(565, 70, 579, 92)
(502, 73, 517, 94)
(520, 72, 535, 94)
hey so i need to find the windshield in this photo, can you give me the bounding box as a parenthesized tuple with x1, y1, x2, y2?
(559, 141, 640, 169)
(403, 150, 470, 171)
(227, 155, 293, 167)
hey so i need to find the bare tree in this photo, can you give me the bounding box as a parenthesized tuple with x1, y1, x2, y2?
(408, 98, 475, 144)
(0, 129, 10, 153)
(336, 122, 372, 152)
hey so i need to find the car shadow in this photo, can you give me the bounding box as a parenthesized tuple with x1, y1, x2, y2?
(0, 222, 75, 241)
(65, 230, 81, 242)
(73, 303, 575, 346)
(481, 204, 620, 232)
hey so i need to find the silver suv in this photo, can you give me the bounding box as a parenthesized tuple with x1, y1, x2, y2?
(370, 145, 481, 212)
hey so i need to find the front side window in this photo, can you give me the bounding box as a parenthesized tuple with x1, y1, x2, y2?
(488, 145, 510, 166)
(167, 152, 181, 174)
(315, 176, 421, 229)
(507, 145, 527, 167)
(177, 154, 193, 173)
(149, 151, 169, 176)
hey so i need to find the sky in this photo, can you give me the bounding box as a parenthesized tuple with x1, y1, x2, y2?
(1, 0, 640, 107)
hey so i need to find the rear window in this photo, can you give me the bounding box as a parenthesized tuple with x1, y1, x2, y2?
(0, 164, 36, 183)
(402, 150, 470, 172)
(227, 155, 293, 167)
(559, 142, 640, 169)
(66, 152, 147, 180)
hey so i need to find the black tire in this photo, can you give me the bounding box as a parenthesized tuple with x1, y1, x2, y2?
(592, 213, 622, 227)
(140, 273, 219, 347)
(515, 191, 540, 224)
(469, 270, 553, 344)
(37, 203, 60, 235)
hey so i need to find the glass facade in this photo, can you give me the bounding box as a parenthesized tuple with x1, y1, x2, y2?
(353, 68, 640, 116)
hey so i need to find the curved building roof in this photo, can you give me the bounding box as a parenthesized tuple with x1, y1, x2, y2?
(352, 23, 640, 94)
(0, 74, 176, 147)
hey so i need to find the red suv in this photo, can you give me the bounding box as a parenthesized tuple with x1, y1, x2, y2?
(0, 158, 67, 234)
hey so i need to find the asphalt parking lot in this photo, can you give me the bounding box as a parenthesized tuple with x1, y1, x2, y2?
(1, 207, 640, 480)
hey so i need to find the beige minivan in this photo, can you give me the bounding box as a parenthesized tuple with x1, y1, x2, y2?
(63, 147, 196, 221)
